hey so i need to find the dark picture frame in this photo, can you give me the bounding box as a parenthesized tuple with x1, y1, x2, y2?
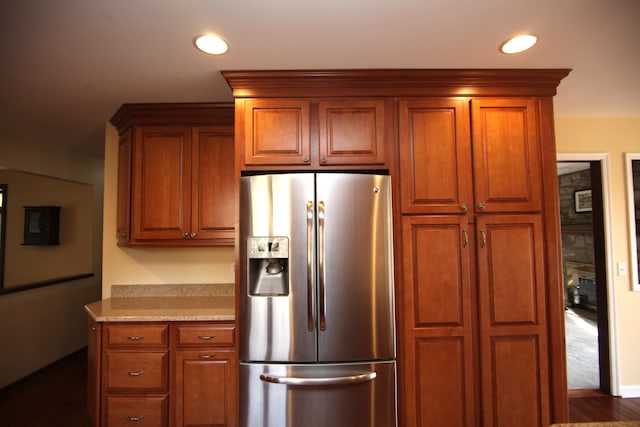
(574, 189, 592, 213)
(22, 206, 60, 245)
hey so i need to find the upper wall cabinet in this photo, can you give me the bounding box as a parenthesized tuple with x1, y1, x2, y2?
(111, 104, 235, 247)
(239, 97, 389, 169)
(398, 97, 543, 215)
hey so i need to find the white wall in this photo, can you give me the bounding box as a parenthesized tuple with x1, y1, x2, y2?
(0, 138, 103, 388)
(556, 117, 640, 397)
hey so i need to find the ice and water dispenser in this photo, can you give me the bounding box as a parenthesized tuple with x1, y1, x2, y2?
(247, 236, 289, 296)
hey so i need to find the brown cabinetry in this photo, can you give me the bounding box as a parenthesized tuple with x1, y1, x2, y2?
(101, 323, 170, 427)
(172, 323, 238, 427)
(88, 318, 102, 427)
(111, 104, 235, 247)
(88, 320, 237, 427)
(223, 69, 570, 426)
(399, 95, 563, 426)
(238, 97, 389, 169)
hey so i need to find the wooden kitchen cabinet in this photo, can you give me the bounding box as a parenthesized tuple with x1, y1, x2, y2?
(401, 215, 476, 427)
(239, 97, 389, 169)
(399, 98, 560, 427)
(101, 323, 170, 427)
(111, 103, 235, 247)
(470, 98, 542, 213)
(223, 69, 570, 426)
(401, 214, 551, 427)
(399, 97, 542, 215)
(88, 320, 237, 427)
(476, 214, 550, 427)
(172, 323, 238, 427)
(88, 318, 102, 427)
(398, 98, 473, 215)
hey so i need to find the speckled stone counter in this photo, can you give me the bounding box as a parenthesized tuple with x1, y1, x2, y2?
(84, 284, 235, 322)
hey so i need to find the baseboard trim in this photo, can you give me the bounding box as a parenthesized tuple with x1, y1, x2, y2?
(619, 385, 640, 398)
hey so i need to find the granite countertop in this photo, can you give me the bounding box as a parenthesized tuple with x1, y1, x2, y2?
(85, 283, 235, 322)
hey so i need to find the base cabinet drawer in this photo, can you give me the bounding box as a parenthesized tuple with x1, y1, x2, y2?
(103, 395, 168, 427)
(104, 351, 169, 392)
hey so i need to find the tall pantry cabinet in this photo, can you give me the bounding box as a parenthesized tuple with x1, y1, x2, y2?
(222, 69, 571, 427)
(399, 95, 557, 426)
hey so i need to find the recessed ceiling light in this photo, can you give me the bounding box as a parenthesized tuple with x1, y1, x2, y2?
(194, 34, 229, 55)
(500, 34, 537, 54)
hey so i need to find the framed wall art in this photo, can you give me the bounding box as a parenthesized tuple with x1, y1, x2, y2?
(574, 189, 592, 213)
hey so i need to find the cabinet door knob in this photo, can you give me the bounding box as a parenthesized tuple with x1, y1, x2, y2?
(190, 232, 197, 238)
(460, 204, 468, 212)
(478, 203, 486, 210)
(320, 155, 328, 163)
(302, 155, 310, 162)
(183, 232, 189, 238)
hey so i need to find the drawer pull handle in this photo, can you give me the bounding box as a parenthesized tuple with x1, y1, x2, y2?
(126, 415, 145, 422)
(199, 354, 216, 359)
(127, 370, 144, 376)
(198, 335, 215, 340)
(127, 335, 145, 341)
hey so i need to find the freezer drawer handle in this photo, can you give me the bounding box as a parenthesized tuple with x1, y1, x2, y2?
(259, 371, 376, 386)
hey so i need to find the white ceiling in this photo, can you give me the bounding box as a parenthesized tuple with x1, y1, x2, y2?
(1, 0, 639, 159)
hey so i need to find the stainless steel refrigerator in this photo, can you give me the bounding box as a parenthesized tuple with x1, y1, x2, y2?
(239, 172, 397, 427)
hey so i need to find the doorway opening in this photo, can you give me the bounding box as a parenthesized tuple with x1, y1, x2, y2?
(557, 158, 613, 394)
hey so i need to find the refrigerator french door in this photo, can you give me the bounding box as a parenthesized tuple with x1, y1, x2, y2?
(239, 173, 396, 427)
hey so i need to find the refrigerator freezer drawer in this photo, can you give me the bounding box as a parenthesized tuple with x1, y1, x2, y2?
(240, 361, 397, 427)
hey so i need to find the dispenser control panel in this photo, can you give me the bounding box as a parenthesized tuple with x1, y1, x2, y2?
(248, 236, 289, 259)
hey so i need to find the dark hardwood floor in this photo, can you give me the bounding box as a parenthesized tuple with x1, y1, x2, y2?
(0, 349, 91, 427)
(1, 349, 639, 426)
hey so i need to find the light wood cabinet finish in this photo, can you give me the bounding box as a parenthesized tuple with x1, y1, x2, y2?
(111, 103, 235, 247)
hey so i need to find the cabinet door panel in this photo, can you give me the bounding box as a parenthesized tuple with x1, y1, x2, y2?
(192, 128, 235, 242)
(174, 349, 238, 427)
(131, 127, 191, 239)
(244, 99, 310, 165)
(318, 99, 387, 166)
(471, 98, 542, 212)
(401, 216, 475, 427)
(413, 337, 473, 427)
(399, 99, 472, 214)
(477, 214, 550, 427)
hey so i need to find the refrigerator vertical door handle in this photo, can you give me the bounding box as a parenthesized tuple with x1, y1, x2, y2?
(306, 201, 315, 332)
(318, 200, 327, 331)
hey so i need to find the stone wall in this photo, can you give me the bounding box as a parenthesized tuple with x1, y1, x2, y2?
(559, 169, 594, 265)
